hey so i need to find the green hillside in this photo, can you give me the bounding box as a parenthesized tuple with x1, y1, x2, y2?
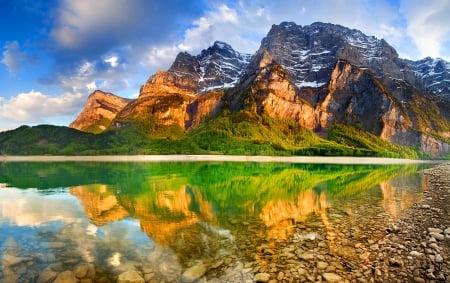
(0, 111, 432, 158)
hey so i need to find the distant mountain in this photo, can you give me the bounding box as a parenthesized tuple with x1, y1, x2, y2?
(167, 41, 252, 93)
(2, 22, 450, 157)
(406, 57, 450, 101)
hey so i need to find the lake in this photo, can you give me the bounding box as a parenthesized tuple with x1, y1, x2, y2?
(0, 162, 433, 282)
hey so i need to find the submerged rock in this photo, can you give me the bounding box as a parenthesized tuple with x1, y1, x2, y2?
(117, 270, 145, 283)
(53, 271, 77, 283)
(181, 264, 207, 282)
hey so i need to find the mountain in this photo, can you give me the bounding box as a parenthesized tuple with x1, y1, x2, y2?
(69, 90, 131, 133)
(3, 22, 450, 158)
(406, 57, 450, 101)
(248, 22, 419, 90)
(166, 41, 252, 93)
(111, 41, 251, 132)
(230, 22, 450, 156)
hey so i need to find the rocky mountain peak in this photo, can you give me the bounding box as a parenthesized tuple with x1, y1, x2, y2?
(168, 52, 199, 76)
(406, 57, 450, 101)
(202, 41, 239, 58)
(254, 21, 411, 90)
(70, 90, 130, 133)
(158, 41, 252, 94)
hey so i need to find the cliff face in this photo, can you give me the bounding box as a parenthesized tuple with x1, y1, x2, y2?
(114, 74, 224, 132)
(69, 90, 130, 133)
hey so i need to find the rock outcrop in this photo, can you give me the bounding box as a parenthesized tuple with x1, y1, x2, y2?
(70, 90, 130, 133)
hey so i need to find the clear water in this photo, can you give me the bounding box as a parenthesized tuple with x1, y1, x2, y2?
(0, 162, 431, 282)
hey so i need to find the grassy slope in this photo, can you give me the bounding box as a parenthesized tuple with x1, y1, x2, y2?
(0, 111, 431, 158)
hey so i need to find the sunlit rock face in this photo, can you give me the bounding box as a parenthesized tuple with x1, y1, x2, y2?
(70, 90, 130, 133)
(70, 185, 129, 225)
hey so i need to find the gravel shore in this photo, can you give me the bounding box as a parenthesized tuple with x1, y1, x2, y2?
(372, 162, 450, 282)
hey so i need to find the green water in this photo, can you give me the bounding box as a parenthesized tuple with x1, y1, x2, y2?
(0, 162, 431, 282)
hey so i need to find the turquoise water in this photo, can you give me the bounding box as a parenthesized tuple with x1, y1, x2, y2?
(0, 162, 431, 282)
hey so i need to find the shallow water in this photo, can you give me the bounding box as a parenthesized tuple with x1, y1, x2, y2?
(0, 162, 433, 282)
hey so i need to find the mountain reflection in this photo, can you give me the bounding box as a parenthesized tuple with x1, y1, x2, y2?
(13, 162, 422, 251)
(70, 184, 129, 225)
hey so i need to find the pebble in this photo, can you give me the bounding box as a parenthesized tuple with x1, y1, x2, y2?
(429, 232, 445, 241)
(117, 270, 145, 283)
(322, 272, 343, 282)
(410, 251, 423, 257)
(53, 271, 77, 283)
(254, 272, 270, 282)
(181, 264, 207, 283)
(428, 228, 443, 234)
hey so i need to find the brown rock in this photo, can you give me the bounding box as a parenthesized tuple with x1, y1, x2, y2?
(70, 90, 130, 133)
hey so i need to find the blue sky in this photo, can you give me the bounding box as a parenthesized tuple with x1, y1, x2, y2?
(1, 0, 449, 131)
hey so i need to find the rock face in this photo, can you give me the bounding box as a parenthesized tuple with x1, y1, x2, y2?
(71, 22, 450, 156)
(70, 90, 130, 133)
(252, 22, 419, 91)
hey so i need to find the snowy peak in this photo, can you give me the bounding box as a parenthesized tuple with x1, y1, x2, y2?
(168, 41, 251, 93)
(407, 57, 450, 101)
(255, 21, 401, 90)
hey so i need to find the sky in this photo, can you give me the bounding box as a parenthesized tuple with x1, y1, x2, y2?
(0, 0, 450, 131)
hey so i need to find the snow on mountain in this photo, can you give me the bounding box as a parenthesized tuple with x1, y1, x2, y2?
(253, 21, 402, 90)
(168, 41, 251, 93)
(406, 57, 450, 101)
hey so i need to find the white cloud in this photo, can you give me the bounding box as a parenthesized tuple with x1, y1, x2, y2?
(104, 56, 119, 68)
(0, 90, 84, 122)
(400, 0, 450, 59)
(1, 41, 35, 74)
(177, 3, 268, 54)
(50, 0, 202, 55)
(86, 81, 97, 91)
(142, 45, 180, 70)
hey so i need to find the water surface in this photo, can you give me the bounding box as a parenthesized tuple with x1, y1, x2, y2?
(0, 162, 431, 282)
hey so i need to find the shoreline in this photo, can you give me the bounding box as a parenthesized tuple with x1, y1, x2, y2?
(0, 155, 445, 164)
(371, 162, 450, 281)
